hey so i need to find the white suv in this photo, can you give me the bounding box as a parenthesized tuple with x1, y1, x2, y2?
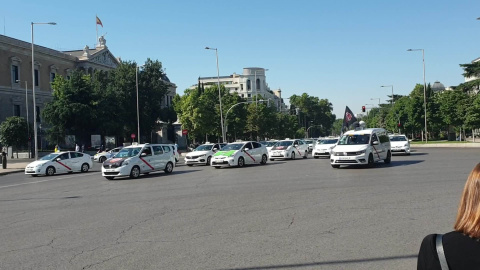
(331, 128, 391, 168)
(101, 144, 176, 180)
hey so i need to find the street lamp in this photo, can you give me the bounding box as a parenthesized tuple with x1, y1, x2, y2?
(32, 21, 56, 160)
(205, 47, 225, 143)
(407, 48, 427, 143)
(381, 85, 394, 107)
(135, 64, 145, 143)
(370, 98, 381, 106)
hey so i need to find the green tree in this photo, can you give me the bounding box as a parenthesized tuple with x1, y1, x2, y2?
(289, 93, 335, 137)
(0, 116, 29, 156)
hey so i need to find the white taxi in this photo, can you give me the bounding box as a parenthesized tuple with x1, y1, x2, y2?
(185, 143, 226, 166)
(331, 128, 391, 168)
(101, 143, 175, 180)
(210, 141, 268, 168)
(389, 134, 411, 155)
(93, 147, 123, 163)
(269, 139, 309, 161)
(312, 137, 339, 158)
(25, 151, 92, 177)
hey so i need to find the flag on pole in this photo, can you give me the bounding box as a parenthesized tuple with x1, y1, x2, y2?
(341, 106, 358, 134)
(96, 16, 103, 27)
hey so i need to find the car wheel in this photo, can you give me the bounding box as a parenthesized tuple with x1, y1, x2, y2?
(303, 151, 308, 159)
(384, 151, 391, 164)
(331, 164, 340, 168)
(238, 157, 245, 167)
(105, 176, 115, 180)
(367, 154, 374, 168)
(46, 166, 55, 176)
(406, 152, 411, 156)
(291, 152, 295, 160)
(81, 163, 89, 172)
(99, 156, 106, 163)
(187, 164, 193, 167)
(164, 162, 174, 174)
(130, 166, 140, 179)
(206, 156, 211, 166)
(261, 154, 267, 165)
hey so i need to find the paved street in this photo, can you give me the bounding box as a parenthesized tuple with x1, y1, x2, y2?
(0, 148, 477, 270)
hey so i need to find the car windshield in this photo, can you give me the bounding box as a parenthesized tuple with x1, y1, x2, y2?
(265, 141, 277, 147)
(390, 136, 407, 142)
(195, 144, 213, 151)
(320, 139, 338, 144)
(221, 143, 244, 151)
(115, 147, 142, 158)
(338, 134, 371, 145)
(41, 153, 59, 161)
(303, 140, 313, 144)
(272, 141, 293, 150)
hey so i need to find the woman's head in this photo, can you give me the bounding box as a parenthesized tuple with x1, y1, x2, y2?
(454, 163, 480, 238)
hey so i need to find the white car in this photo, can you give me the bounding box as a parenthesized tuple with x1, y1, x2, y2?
(312, 137, 339, 158)
(269, 139, 309, 161)
(210, 141, 268, 168)
(389, 134, 411, 155)
(93, 147, 123, 163)
(331, 128, 391, 168)
(101, 143, 176, 180)
(185, 143, 226, 166)
(260, 141, 278, 152)
(302, 139, 315, 152)
(25, 151, 92, 177)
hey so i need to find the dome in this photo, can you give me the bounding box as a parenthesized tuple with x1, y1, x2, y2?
(432, 81, 445, 92)
(161, 74, 170, 83)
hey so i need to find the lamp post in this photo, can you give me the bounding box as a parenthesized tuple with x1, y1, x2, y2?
(407, 48, 427, 143)
(306, 125, 321, 138)
(370, 98, 381, 107)
(381, 85, 394, 107)
(135, 64, 145, 143)
(32, 22, 56, 160)
(205, 47, 225, 143)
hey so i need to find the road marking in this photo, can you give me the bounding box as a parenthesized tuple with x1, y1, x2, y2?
(0, 174, 87, 190)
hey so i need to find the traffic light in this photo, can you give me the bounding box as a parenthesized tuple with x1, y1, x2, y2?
(397, 122, 401, 127)
(362, 106, 366, 113)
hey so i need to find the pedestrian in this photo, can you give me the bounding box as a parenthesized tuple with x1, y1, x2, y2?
(417, 163, 480, 269)
(54, 144, 58, 153)
(81, 144, 85, 153)
(75, 143, 80, 152)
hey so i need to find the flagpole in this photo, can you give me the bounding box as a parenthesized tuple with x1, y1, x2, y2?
(95, 15, 98, 47)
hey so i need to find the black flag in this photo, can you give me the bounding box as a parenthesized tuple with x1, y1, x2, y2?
(341, 106, 358, 134)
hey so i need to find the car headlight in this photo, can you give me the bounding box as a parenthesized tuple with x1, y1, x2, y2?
(355, 150, 366, 155)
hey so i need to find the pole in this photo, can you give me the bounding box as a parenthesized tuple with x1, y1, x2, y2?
(391, 85, 394, 107)
(136, 65, 140, 143)
(215, 49, 225, 143)
(25, 81, 30, 158)
(31, 22, 38, 160)
(254, 70, 257, 107)
(422, 49, 428, 143)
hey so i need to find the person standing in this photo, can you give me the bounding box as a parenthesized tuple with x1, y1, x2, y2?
(75, 144, 80, 152)
(81, 144, 85, 153)
(54, 145, 58, 153)
(417, 163, 480, 269)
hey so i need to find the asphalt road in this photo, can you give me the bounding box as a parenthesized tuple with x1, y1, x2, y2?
(0, 148, 477, 270)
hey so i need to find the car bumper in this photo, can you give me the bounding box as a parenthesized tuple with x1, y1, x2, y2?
(211, 158, 235, 167)
(25, 167, 44, 175)
(312, 150, 331, 157)
(102, 165, 132, 177)
(391, 147, 410, 153)
(269, 151, 289, 159)
(330, 154, 368, 165)
(185, 156, 208, 165)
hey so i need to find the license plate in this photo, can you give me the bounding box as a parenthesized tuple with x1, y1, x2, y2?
(105, 169, 116, 172)
(319, 150, 325, 153)
(338, 157, 351, 160)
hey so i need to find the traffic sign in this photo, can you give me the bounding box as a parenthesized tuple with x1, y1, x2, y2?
(131, 133, 136, 139)
(182, 129, 188, 135)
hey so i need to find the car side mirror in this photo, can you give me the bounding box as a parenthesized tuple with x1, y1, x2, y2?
(141, 153, 147, 157)
(244, 148, 250, 151)
(213, 148, 218, 151)
(56, 158, 61, 161)
(372, 141, 379, 145)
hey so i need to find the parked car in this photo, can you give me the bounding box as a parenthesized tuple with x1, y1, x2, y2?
(25, 151, 92, 176)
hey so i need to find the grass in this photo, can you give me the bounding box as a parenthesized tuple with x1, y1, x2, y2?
(410, 140, 471, 144)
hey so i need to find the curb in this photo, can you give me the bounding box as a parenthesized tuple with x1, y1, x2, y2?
(412, 143, 480, 148)
(0, 169, 24, 176)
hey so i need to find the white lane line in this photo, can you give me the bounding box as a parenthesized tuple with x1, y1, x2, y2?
(0, 174, 87, 189)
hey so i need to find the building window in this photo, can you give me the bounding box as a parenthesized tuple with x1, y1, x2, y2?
(36, 106, 41, 122)
(14, 105, 20, 117)
(256, 79, 261, 91)
(247, 80, 251, 90)
(34, 69, 39, 86)
(248, 94, 251, 98)
(12, 65, 19, 84)
(241, 84, 244, 90)
(50, 72, 56, 83)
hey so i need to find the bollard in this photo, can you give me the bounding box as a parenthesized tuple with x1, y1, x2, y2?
(1, 150, 6, 169)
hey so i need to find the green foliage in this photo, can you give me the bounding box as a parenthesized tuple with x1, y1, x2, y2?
(0, 116, 28, 149)
(289, 93, 335, 137)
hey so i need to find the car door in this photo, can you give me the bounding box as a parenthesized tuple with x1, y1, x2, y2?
(251, 142, 264, 163)
(293, 140, 302, 158)
(55, 152, 72, 173)
(370, 133, 383, 161)
(162, 145, 173, 168)
(69, 152, 82, 171)
(152, 145, 164, 170)
(139, 146, 155, 173)
(242, 142, 256, 164)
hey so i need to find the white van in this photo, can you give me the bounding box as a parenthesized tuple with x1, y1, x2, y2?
(330, 128, 391, 168)
(101, 143, 176, 180)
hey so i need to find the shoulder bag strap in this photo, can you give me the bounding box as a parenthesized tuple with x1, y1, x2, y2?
(435, 234, 449, 270)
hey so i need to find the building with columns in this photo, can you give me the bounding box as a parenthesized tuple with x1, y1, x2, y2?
(192, 67, 287, 112)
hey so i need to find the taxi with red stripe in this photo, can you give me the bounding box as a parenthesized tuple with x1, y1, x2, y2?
(210, 141, 268, 168)
(25, 151, 92, 177)
(268, 139, 309, 161)
(330, 127, 391, 168)
(101, 143, 176, 180)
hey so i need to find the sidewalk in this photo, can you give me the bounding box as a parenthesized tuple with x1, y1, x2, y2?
(0, 158, 34, 176)
(412, 142, 480, 148)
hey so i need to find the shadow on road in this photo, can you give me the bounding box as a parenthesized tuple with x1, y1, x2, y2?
(106, 169, 201, 181)
(340, 160, 424, 169)
(216, 254, 417, 270)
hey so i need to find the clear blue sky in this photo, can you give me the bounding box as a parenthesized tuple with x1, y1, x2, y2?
(3, 0, 480, 117)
